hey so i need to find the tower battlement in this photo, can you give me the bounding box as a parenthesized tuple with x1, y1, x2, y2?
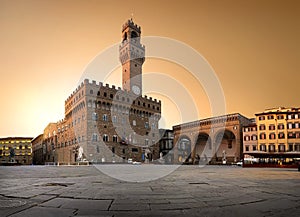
(122, 19, 141, 33)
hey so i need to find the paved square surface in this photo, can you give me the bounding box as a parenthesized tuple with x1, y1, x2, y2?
(0, 165, 299, 216)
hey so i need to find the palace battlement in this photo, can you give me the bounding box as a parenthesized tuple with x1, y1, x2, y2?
(65, 78, 161, 105)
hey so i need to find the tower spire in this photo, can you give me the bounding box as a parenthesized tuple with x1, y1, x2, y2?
(119, 20, 145, 95)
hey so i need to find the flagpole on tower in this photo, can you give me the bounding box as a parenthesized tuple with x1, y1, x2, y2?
(131, 12, 134, 21)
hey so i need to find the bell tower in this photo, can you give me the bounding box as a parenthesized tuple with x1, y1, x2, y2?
(119, 19, 145, 96)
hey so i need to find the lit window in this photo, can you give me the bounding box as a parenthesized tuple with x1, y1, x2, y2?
(132, 120, 136, 126)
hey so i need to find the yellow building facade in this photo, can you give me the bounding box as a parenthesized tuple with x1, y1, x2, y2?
(243, 107, 300, 167)
(0, 137, 33, 165)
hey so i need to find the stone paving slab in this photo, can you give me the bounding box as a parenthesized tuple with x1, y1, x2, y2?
(9, 206, 75, 217)
(40, 197, 112, 210)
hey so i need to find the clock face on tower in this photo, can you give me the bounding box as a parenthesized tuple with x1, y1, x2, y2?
(132, 85, 141, 95)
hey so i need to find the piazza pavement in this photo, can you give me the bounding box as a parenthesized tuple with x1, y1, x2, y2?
(0, 164, 299, 217)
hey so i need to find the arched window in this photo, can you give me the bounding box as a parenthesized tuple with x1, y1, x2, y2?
(123, 32, 127, 41)
(131, 31, 138, 38)
(113, 135, 118, 142)
(88, 100, 92, 108)
(178, 138, 191, 151)
(145, 122, 149, 129)
(103, 135, 109, 142)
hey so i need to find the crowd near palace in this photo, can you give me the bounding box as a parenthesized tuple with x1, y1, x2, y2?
(1, 20, 299, 167)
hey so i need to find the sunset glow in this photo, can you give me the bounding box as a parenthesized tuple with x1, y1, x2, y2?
(1, 0, 299, 137)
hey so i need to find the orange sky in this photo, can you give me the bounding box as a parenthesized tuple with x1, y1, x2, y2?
(0, 0, 299, 137)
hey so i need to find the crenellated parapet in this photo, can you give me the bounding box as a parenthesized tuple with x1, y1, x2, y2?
(122, 19, 141, 33)
(64, 78, 161, 116)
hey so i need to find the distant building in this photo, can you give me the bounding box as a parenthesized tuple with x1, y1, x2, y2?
(32, 19, 161, 165)
(159, 129, 174, 163)
(243, 107, 300, 167)
(242, 124, 258, 153)
(32, 134, 43, 165)
(0, 137, 33, 165)
(32, 123, 58, 165)
(173, 113, 252, 164)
